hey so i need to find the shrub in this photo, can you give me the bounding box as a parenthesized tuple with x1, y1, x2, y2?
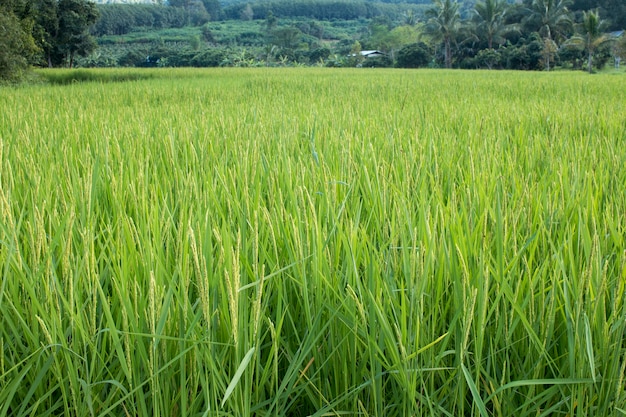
(191, 48, 226, 67)
(396, 42, 431, 68)
(475, 48, 502, 69)
(500, 34, 543, 70)
(307, 46, 331, 64)
(119, 49, 150, 67)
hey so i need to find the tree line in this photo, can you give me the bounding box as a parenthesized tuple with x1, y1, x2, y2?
(1, 0, 99, 81)
(91, 0, 427, 35)
(417, 0, 624, 71)
(141, 0, 625, 72)
(222, 0, 425, 21)
(93, 4, 191, 35)
(1, 0, 625, 81)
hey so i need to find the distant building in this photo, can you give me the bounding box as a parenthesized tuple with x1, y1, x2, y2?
(359, 51, 386, 59)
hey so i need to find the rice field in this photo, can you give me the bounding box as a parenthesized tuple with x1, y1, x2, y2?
(1, 68, 625, 416)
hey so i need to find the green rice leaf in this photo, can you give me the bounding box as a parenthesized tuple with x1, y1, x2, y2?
(461, 363, 489, 417)
(221, 346, 256, 408)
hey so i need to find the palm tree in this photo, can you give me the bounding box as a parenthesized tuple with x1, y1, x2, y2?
(403, 9, 417, 27)
(569, 9, 611, 73)
(526, 0, 572, 43)
(525, 0, 573, 70)
(425, 0, 461, 68)
(473, 0, 517, 49)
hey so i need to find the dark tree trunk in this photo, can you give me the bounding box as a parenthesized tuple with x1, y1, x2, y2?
(445, 37, 452, 68)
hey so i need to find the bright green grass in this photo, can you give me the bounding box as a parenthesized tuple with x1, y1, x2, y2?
(1, 68, 625, 416)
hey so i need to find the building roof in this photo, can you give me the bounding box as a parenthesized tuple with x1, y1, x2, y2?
(360, 50, 385, 57)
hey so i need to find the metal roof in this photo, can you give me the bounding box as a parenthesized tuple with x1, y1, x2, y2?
(360, 50, 385, 57)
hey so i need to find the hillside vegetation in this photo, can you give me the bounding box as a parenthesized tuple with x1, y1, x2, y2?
(82, 0, 625, 71)
(2, 0, 626, 81)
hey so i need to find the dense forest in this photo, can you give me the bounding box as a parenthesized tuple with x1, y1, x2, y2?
(1, 0, 625, 81)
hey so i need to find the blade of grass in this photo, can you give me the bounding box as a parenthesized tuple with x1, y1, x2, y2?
(461, 363, 489, 417)
(221, 346, 256, 408)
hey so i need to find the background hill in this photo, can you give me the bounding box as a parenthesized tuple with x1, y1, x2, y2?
(92, 0, 160, 3)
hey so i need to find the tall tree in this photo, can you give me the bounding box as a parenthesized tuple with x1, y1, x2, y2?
(525, 0, 573, 43)
(270, 26, 302, 50)
(240, 3, 253, 21)
(425, 0, 461, 68)
(32, 0, 59, 67)
(264, 11, 278, 33)
(570, 0, 626, 30)
(56, 0, 99, 68)
(0, 3, 38, 81)
(473, 0, 517, 49)
(403, 9, 417, 26)
(525, 0, 573, 69)
(568, 9, 611, 73)
(201, 0, 222, 21)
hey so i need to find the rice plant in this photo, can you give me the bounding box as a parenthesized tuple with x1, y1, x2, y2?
(1, 68, 625, 416)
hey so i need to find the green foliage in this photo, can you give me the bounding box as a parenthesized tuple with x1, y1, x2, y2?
(56, 0, 100, 67)
(38, 67, 156, 84)
(98, 26, 202, 45)
(364, 21, 421, 55)
(187, 0, 211, 25)
(558, 42, 586, 69)
(169, 0, 222, 20)
(473, 0, 518, 49)
(360, 54, 393, 66)
(474, 47, 501, 68)
(76, 0, 625, 71)
(201, 0, 223, 20)
(524, 0, 573, 44)
(201, 23, 216, 42)
(92, 4, 190, 36)
(31, 0, 59, 67)
(2, 68, 626, 416)
(307, 46, 331, 63)
(190, 48, 227, 66)
(396, 41, 431, 67)
(269, 26, 303, 49)
(499, 33, 544, 69)
(223, 0, 426, 21)
(570, 0, 626, 30)
(24, 0, 101, 68)
(424, 0, 461, 68)
(572, 9, 612, 73)
(0, 5, 38, 82)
